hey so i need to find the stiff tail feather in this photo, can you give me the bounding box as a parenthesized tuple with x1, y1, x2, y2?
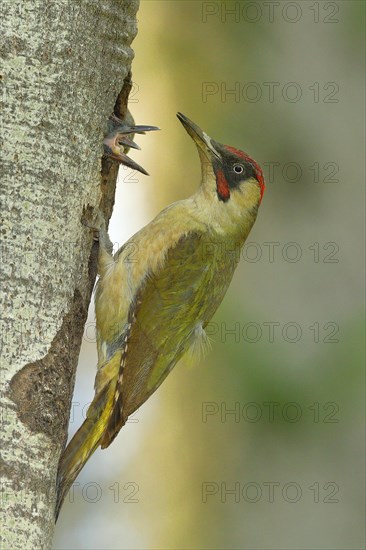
(55, 383, 114, 520)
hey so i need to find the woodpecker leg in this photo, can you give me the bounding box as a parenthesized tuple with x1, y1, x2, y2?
(84, 210, 115, 276)
(103, 113, 159, 175)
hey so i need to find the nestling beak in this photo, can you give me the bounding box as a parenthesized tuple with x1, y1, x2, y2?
(104, 114, 160, 175)
(177, 112, 221, 162)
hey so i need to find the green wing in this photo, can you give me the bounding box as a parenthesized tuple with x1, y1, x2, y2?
(101, 230, 236, 447)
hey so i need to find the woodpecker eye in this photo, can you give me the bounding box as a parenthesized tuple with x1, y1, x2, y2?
(233, 164, 244, 174)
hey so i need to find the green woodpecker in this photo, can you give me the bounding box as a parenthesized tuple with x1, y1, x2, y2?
(56, 112, 265, 518)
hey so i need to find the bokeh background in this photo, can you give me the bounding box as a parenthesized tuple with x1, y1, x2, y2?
(54, 1, 365, 548)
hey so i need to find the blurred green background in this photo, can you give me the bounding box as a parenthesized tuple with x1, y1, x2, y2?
(54, 1, 365, 548)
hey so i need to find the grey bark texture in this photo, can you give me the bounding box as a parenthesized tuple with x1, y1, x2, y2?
(0, 0, 140, 547)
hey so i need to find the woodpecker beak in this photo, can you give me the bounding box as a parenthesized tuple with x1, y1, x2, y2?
(177, 112, 221, 162)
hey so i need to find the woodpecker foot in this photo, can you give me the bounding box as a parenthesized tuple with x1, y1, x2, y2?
(83, 209, 114, 254)
(103, 113, 159, 175)
(82, 209, 106, 236)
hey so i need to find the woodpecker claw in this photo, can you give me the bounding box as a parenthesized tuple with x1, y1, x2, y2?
(103, 114, 159, 175)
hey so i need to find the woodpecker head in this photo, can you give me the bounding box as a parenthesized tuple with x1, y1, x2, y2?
(177, 113, 265, 210)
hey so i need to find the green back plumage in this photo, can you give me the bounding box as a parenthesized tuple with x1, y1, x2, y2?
(101, 230, 239, 446)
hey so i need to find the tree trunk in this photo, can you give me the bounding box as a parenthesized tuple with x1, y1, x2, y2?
(0, 1, 140, 547)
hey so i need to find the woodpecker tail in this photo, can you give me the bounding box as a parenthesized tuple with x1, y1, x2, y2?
(55, 383, 115, 520)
